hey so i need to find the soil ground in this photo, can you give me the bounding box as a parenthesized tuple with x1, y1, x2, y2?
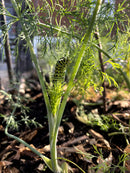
(0, 77, 130, 173)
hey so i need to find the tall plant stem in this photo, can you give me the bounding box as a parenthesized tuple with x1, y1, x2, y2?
(24, 34, 61, 172)
(54, 1, 102, 171)
(55, 0, 102, 133)
(10, 0, 52, 123)
(23, 30, 61, 171)
(94, 26, 107, 113)
(50, 1, 102, 171)
(50, 123, 61, 172)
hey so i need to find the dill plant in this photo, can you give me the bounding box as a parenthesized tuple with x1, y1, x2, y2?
(1, 0, 102, 172)
(74, 46, 102, 96)
(0, 89, 42, 131)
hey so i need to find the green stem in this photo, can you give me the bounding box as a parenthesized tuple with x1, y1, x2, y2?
(10, 0, 21, 16)
(5, 127, 44, 158)
(25, 34, 52, 116)
(24, 33, 61, 172)
(10, 0, 52, 127)
(51, 1, 102, 171)
(55, 0, 102, 132)
(37, 21, 71, 35)
(50, 124, 62, 173)
(108, 132, 129, 136)
(52, 1, 102, 171)
(5, 106, 53, 171)
(24, 26, 62, 172)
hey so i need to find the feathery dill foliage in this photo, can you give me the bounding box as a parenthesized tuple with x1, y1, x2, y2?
(74, 46, 101, 94)
(49, 57, 69, 117)
(37, 35, 76, 71)
(0, 90, 42, 131)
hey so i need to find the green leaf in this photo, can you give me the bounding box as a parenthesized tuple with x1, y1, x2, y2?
(41, 155, 53, 171)
(58, 157, 86, 173)
(61, 162, 69, 173)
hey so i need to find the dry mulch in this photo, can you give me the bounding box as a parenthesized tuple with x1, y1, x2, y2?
(0, 79, 130, 173)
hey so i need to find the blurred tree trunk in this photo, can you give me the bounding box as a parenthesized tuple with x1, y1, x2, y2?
(0, 0, 14, 84)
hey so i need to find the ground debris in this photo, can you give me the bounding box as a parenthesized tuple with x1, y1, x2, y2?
(0, 84, 130, 172)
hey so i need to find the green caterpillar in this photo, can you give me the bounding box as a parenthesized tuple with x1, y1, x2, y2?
(49, 57, 69, 117)
(53, 57, 69, 83)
